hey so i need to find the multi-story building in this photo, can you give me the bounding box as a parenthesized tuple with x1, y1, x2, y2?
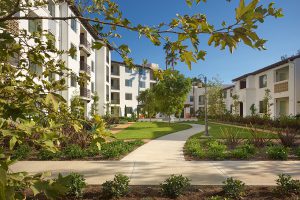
(228, 55, 300, 118)
(15, 0, 111, 117)
(104, 61, 159, 117)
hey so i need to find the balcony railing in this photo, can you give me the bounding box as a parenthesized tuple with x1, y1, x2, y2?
(274, 81, 288, 93)
(80, 87, 91, 99)
(80, 62, 91, 75)
(111, 85, 120, 90)
(111, 99, 120, 104)
(80, 35, 91, 54)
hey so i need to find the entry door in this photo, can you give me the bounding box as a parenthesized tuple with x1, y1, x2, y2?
(239, 102, 243, 117)
(279, 99, 288, 116)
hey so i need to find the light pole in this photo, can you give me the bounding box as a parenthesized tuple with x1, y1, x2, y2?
(198, 75, 209, 136)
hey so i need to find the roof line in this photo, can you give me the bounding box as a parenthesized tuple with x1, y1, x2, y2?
(232, 54, 300, 82)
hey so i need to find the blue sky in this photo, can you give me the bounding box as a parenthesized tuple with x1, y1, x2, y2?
(110, 0, 300, 84)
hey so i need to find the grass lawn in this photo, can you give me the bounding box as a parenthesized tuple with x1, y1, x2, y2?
(184, 121, 278, 139)
(115, 122, 192, 139)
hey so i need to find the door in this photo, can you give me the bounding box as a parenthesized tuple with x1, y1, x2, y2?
(239, 102, 243, 117)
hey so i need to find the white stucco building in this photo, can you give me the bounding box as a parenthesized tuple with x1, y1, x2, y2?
(230, 55, 300, 118)
(14, 0, 111, 117)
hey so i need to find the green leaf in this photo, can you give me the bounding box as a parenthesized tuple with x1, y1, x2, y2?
(9, 137, 17, 150)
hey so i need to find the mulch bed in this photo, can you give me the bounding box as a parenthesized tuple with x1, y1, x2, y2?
(27, 185, 298, 200)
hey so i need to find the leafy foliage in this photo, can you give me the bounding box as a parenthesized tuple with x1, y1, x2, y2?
(222, 177, 246, 199)
(275, 174, 300, 196)
(277, 128, 298, 147)
(160, 174, 191, 198)
(102, 174, 130, 199)
(12, 144, 31, 160)
(62, 173, 86, 198)
(266, 145, 288, 160)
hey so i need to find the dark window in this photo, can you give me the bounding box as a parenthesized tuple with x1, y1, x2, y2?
(240, 79, 246, 89)
(190, 96, 194, 102)
(48, 0, 55, 16)
(259, 75, 267, 88)
(259, 101, 265, 113)
(28, 19, 41, 33)
(125, 67, 132, 73)
(125, 107, 133, 114)
(125, 93, 132, 100)
(106, 66, 109, 82)
(71, 16, 77, 32)
(91, 61, 94, 72)
(91, 82, 95, 93)
(125, 79, 132, 87)
(230, 89, 233, 97)
(70, 73, 77, 87)
(106, 85, 109, 101)
(223, 91, 227, 98)
(139, 68, 146, 75)
(70, 43, 77, 60)
(106, 47, 109, 64)
(139, 81, 145, 88)
(199, 95, 205, 105)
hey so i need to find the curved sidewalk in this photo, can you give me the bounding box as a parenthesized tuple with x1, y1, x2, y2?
(121, 123, 203, 162)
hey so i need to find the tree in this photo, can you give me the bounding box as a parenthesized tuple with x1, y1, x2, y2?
(153, 70, 192, 124)
(250, 103, 257, 116)
(137, 89, 157, 121)
(90, 92, 100, 116)
(232, 94, 240, 115)
(163, 41, 178, 70)
(262, 89, 272, 118)
(1, 0, 283, 69)
(207, 77, 226, 116)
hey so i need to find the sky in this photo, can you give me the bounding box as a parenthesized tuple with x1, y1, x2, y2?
(109, 0, 300, 84)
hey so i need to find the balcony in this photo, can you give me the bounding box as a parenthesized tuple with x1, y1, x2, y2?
(274, 81, 288, 93)
(79, 34, 91, 56)
(80, 87, 91, 99)
(80, 62, 91, 76)
(111, 99, 120, 104)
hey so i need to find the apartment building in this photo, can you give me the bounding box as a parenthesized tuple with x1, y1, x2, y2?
(106, 61, 159, 117)
(228, 55, 300, 118)
(15, 0, 111, 117)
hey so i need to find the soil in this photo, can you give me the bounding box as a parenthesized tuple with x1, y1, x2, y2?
(26, 185, 299, 200)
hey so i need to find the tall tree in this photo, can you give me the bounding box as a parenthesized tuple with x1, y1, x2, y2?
(153, 70, 192, 124)
(137, 89, 157, 121)
(207, 77, 226, 116)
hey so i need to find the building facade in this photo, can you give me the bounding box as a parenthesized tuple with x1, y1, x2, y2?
(15, 0, 111, 117)
(230, 55, 300, 118)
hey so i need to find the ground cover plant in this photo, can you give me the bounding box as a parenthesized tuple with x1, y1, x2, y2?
(184, 122, 300, 161)
(115, 122, 191, 139)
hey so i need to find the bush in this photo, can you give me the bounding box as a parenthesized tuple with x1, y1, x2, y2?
(248, 125, 271, 147)
(85, 145, 101, 157)
(12, 144, 31, 160)
(266, 145, 288, 160)
(278, 128, 298, 147)
(102, 174, 130, 199)
(37, 149, 59, 160)
(295, 147, 300, 158)
(62, 144, 86, 159)
(275, 174, 300, 196)
(160, 174, 191, 198)
(206, 140, 227, 160)
(220, 127, 242, 147)
(222, 177, 246, 199)
(231, 144, 256, 159)
(185, 138, 205, 158)
(101, 140, 143, 159)
(64, 173, 86, 197)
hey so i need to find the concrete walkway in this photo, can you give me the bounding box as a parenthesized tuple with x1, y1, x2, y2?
(121, 123, 203, 162)
(9, 124, 300, 185)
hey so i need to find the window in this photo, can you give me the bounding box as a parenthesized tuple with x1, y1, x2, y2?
(190, 96, 194, 102)
(125, 93, 132, 100)
(106, 47, 110, 64)
(276, 66, 289, 82)
(70, 43, 77, 60)
(70, 16, 77, 32)
(125, 79, 132, 87)
(139, 68, 146, 75)
(139, 81, 145, 88)
(259, 75, 267, 88)
(199, 95, 205, 105)
(70, 73, 77, 87)
(125, 107, 133, 114)
(28, 19, 41, 33)
(223, 90, 227, 98)
(106, 66, 109, 82)
(230, 89, 233, 97)
(106, 85, 109, 101)
(91, 61, 94, 72)
(125, 67, 132, 73)
(91, 82, 95, 93)
(240, 79, 246, 89)
(48, 0, 55, 16)
(29, 63, 42, 75)
(259, 100, 266, 114)
(48, 72, 55, 81)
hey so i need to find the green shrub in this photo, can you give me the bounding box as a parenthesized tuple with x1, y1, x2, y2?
(101, 140, 143, 159)
(206, 140, 227, 160)
(37, 149, 59, 160)
(62, 144, 86, 159)
(12, 144, 31, 160)
(222, 177, 246, 199)
(63, 173, 86, 197)
(275, 174, 300, 196)
(160, 174, 191, 198)
(295, 147, 300, 158)
(266, 145, 288, 160)
(231, 144, 256, 159)
(185, 138, 204, 158)
(278, 128, 298, 147)
(208, 196, 229, 200)
(102, 174, 130, 199)
(220, 127, 242, 147)
(86, 145, 101, 157)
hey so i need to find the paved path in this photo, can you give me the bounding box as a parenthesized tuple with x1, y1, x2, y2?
(9, 124, 300, 185)
(121, 123, 203, 162)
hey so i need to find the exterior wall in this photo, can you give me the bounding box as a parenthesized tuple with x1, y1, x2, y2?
(295, 58, 300, 116)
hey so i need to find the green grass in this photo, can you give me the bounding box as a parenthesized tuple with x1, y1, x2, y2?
(115, 122, 192, 139)
(184, 121, 278, 139)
